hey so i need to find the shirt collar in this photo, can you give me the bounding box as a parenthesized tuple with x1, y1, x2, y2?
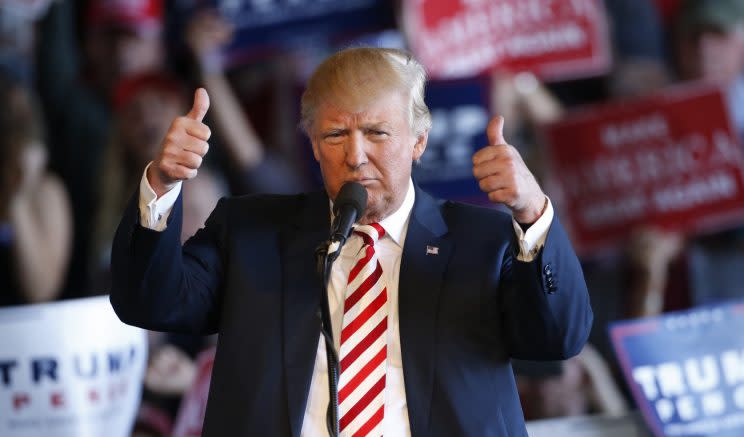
(377, 178, 415, 247)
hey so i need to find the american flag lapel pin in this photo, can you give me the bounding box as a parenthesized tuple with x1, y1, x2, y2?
(426, 245, 439, 255)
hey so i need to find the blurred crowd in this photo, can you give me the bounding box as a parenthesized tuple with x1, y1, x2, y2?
(2, 0, 744, 434)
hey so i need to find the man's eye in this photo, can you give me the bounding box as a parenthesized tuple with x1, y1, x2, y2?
(369, 130, 388, 137)
(324, 132, 343, 139)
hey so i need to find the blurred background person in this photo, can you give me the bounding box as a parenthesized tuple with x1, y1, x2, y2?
(673, 0, 744, 137)
(670, 0, 744, 307)
(91, 71, 188, 289)
(604, 0, 672, 97)
(0, 72, 72, 306)
(35, 0, 168, 297)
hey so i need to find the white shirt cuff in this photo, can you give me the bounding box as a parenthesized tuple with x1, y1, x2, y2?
(511, 196, 554, 262)
(138, 162, 182, 231)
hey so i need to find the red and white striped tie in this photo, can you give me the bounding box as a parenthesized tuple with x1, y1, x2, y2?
(338, 223, 388, 436)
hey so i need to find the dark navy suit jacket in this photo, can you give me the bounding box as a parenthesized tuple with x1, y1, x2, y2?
(110, 185, 592, 436)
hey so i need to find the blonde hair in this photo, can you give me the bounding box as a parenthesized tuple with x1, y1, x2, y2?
(300, 47, 432, 137)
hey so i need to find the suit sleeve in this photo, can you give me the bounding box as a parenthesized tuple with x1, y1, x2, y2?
(499, 214, 593, 360)
(109, 189, 228, 335)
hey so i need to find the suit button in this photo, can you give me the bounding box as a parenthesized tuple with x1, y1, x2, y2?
(543, 264, 552, 274)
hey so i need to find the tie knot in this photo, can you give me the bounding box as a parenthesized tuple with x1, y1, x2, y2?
(354, 223, 385, 246)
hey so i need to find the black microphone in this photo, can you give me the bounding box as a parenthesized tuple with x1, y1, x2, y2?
(329, 182, 367, 253)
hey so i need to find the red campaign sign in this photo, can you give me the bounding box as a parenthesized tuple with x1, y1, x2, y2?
(402, 0, 611, 81)
(172, 347, 216, 437)
(544, 83, 744, 254)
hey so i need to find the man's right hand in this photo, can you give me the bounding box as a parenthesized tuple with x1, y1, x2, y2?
(148, 88, 211, 197)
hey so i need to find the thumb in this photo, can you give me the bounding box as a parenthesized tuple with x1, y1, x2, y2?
(487, 115, 506, 146)
(186, 88, 210, 122)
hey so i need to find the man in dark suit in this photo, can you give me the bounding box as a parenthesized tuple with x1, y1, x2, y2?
(110, 47, 592, 436)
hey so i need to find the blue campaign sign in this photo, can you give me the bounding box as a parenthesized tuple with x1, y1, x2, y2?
(210, 0, 395, 63)
(610, 300, 744, 437)
(413, 78, 491, 204)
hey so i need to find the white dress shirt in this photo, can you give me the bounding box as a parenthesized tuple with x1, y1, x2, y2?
(137, 165, 554, 436)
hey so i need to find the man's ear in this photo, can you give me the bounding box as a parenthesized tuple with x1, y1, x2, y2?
(412, 130, 429, 161)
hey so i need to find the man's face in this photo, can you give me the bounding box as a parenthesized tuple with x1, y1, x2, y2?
(86, 28, 163, 94)
(310, 91, 428, 224)
(677, 28, 744, 85)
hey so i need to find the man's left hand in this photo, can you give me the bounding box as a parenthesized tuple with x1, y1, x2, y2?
(472, 115, 546, 224)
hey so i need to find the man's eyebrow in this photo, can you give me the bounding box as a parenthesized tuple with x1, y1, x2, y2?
(318, 128, 348, 140)
(360, 122, 392, 130)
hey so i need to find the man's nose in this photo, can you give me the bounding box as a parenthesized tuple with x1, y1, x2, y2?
(345, 131, 368, 168)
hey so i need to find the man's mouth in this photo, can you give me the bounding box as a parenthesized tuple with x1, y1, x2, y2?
(348, 178, 377, 186)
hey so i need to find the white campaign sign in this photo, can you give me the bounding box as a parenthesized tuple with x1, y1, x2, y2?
(0, 296, 147, 437)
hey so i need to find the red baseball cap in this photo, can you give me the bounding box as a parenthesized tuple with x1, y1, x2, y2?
(86, 0, 164, 35)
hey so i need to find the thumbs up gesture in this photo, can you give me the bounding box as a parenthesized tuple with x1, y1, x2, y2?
(472, 116, 546, 224)
(148, 88, 212, 197)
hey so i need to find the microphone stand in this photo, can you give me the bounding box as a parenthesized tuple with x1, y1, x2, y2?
(315, 240, 343, 437)
(314, 182, 364, 436)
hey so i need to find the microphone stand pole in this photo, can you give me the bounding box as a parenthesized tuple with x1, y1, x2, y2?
(315, 241, 342, 437)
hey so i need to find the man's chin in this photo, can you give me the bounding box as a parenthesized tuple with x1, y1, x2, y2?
(358, 201, 379, 225)
(358, 196, 394, 224)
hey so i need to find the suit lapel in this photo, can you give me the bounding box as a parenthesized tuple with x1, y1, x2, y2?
(399, 186, 452, 436)
(281, 191, 330, 437)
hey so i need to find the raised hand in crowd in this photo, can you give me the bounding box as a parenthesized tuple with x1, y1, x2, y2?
(488, 72, 564, 184)
(472, 115, 547, 224)
(186, 9, 235, 72)
(490, 71, 563, 134)
(184, 9, 305, 194)
(185, 10, 265, 170)
(145, 344, 198, 396)
(626, 227, 684, 318)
